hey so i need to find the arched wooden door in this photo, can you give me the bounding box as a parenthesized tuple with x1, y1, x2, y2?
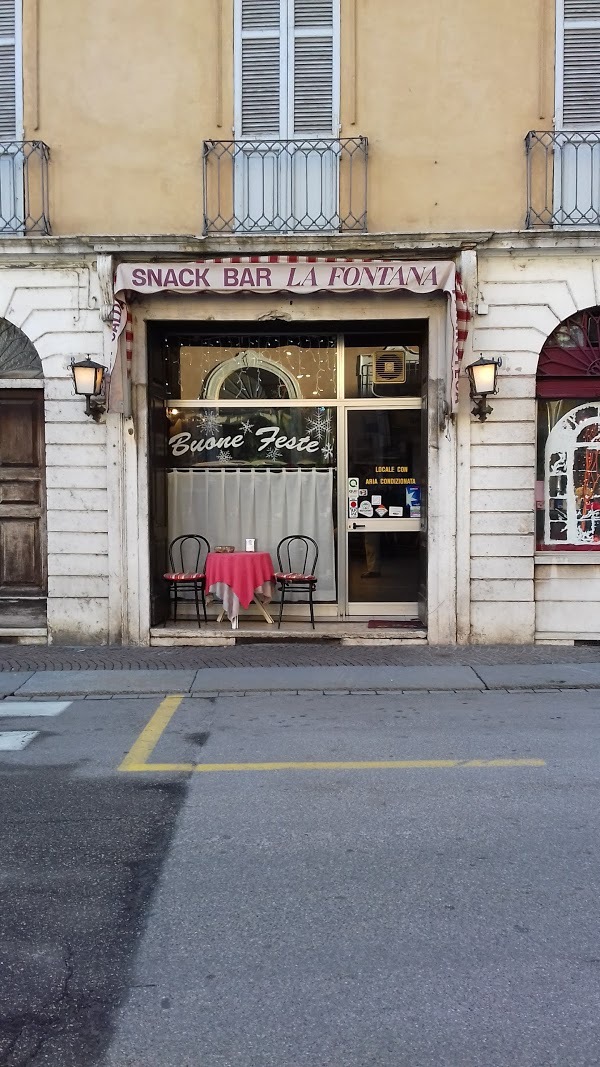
(0, 321, 47, 629)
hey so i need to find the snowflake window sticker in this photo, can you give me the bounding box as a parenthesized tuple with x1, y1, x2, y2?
(264, 446, 282, 463)
(545, 402, 600, 544)
(196, 409, 221, 435)
(307, 407, 334, 464)
(307, 408, 332, 442)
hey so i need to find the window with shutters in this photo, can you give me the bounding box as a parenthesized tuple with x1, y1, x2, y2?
(233, 0, 340, 231)
(0, 0, 50, 235)
(0, 0, 19, 141)
(236, 0, 338, 139)
(551, 0, 600, 224)
(0, 0, 26, 234)
(559, 0, 600, 129)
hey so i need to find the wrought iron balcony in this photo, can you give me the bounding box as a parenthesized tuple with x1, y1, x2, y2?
(0, 141, 50, 235)
(202, 137, 368, 235)
(526, 130, 600, 228)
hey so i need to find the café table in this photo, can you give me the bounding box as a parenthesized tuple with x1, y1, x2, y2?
(204, 550, 275, 629)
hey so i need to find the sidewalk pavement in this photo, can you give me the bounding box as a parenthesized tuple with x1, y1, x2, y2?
(0, 642, 600, 673)
(2, 661, 600, 698)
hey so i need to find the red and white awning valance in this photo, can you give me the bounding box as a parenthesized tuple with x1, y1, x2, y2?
(109, 256, 470, 414)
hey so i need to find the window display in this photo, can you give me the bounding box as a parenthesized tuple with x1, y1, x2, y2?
(536, 307, 600, 549)
(166, 405, 337, 600)
(166, 333, 337, 401)
(537, 400, 600, 547)
(167, 406, 336, 467)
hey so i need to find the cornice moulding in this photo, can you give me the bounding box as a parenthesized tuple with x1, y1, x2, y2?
(0, 229, 597, 266)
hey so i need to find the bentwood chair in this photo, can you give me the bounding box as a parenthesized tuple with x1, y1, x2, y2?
(164, 535, 210, 627)
(275, 535, 319, 629)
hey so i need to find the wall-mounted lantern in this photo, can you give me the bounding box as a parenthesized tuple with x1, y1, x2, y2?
(70, 357, 107, 420)
(466, 356, 502, 421)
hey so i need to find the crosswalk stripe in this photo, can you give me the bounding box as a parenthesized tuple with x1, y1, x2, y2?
(0, 702, 72, 717)
(0, 731, 39, 750)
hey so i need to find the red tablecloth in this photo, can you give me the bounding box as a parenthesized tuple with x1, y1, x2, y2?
(205, 551, 275, 610)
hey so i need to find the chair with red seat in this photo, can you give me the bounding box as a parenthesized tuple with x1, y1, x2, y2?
(275, 535, 319, 630)
(164, 534, 210, 627)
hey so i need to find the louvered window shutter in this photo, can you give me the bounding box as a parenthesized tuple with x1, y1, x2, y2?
(562, 0, 600, 128)
(235, 0, 339, 137)
(238, 0, 283, 137)
(0, 0, 16, 140)
(291, 0, 336, 135)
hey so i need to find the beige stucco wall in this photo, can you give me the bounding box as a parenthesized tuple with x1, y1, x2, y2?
(23, 0, 554, 236)
(351, 0, 554, 233)
(23, 0, 231, 236)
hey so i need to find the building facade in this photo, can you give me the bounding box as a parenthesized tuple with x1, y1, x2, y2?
(0, 0, 599, 645)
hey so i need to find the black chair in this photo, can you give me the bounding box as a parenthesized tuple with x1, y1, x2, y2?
(164, 535, 210, 627)
(275, 535, 319, 629)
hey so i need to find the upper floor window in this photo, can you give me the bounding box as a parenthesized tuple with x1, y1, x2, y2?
(230, 0, 341, 231)
(537, 308, 600, 549)
(498, 0, 600, 227)
(558, 0, 600, 130)
(0, 0, 17, 141)
(0, 0, 19, 140)
(235, 0, 339, 140)
(0, 0, 41, 236)
(526, 1, 600, 227)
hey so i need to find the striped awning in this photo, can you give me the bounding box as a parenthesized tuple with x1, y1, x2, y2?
(108, 256, 470, 415)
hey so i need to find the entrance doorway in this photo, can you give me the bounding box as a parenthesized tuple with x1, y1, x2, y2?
(147, 319, 430, 632)
(344, 406, 425, 619)
(0, 389, 47, 627)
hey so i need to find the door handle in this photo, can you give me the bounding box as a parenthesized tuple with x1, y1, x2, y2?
(352, 522, 366, 530)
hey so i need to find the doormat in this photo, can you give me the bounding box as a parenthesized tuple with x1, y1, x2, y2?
(367, 619, 422, 629)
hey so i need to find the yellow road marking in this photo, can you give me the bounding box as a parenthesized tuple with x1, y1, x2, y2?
(186, 758, 546, 773)
(118, 696, 546, 774)
(118, 694, 193, 772)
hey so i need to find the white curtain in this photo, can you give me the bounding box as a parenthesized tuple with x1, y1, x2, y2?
(168, 468, 336, 600)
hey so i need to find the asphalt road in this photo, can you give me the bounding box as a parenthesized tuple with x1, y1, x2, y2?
(2, 687, 600, 1066)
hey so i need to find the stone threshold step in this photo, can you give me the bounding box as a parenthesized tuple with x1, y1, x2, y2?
(151, 628, 428, 647)
(0, 627, 48, 645)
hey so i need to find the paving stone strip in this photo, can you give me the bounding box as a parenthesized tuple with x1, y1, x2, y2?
(1, 662, 600, 697)
(0, 642, 599, 673)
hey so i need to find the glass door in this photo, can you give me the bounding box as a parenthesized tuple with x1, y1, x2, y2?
(345, 407, 424, 617)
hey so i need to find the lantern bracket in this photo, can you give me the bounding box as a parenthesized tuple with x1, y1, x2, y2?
(70, 357, 108, 421)
(466, 356, 502, 422)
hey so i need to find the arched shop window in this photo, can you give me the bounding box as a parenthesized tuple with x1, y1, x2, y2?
(200, 352, 302, 400)
(537, 307, 600, 549)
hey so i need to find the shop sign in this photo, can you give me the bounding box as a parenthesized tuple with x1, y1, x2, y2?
(116, 260, 455, 297)
(167, 407, 336, 468)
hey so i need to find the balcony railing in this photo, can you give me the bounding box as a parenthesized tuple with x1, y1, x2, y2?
(526, 130, 600, 228)
(0, 141, 50, 235)
(203, 137, 368, 235)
